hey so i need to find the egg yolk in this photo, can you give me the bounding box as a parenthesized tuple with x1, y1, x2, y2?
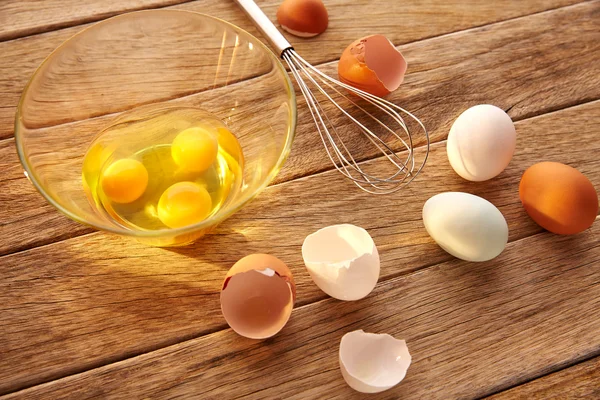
(101, 158, 148, 204)
(171, 126, 219, 172)
(157, 181, 212, 228)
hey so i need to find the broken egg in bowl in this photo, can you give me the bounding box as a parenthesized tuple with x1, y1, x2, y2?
(220, 254, 295, 339)
(302, 224, 379, 301)
(339, 330, 412, 393)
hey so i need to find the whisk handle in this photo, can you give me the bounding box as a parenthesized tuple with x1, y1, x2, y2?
(234, 0, 293, 57)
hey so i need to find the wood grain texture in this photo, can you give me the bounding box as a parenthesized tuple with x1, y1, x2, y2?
(0, 0, 586, 140)
(487, 356, 600, 399)
(1, 100, 598, 395)
(2, 2, 599, 256)
(278, 0, 600, 184)
(4, 218, 599, 399)
(1, 1, 599, 398)
(18, 11, 279, 129)
(0, 0, 581, 43)
(0, 140, 94, 255)
(0, 0, 193, 41)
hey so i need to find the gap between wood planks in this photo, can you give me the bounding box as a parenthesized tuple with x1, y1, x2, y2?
(0, 4, 598, 394)
(484, 355, 600, 399)
(3, 216, 599, 399)
(1, 96, 599, 262)
(1, 0, 596, 144)
(0, 0, 597, 136)
(0, 0, 584, 43)
(0, 0, 584, 133)
(0, 2, 597, 398)
(0, 0, 592, 143)
(0, 0, 198, 42)
(1, 99, 598, 396)
(1, 1, 599, 257)
(481, 353, 600, 399)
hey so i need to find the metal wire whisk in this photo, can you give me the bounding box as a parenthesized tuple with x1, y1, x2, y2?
(236, 0, 429, 195)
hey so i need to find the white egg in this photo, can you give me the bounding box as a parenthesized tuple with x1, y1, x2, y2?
(339, 330, 412, 393)
(447, 104, 516, 181)
(302, 224, 379, 301)
(423, 192, 508, 262)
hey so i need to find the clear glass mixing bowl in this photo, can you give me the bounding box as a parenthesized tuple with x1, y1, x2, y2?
(15, 10, 296, 246)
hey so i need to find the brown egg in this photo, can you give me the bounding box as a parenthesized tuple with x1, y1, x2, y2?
(220, 254, 295, 339)
(338, 35, 407, 97)
(519, 162, 598, 235)
(276, 0, 328, 38)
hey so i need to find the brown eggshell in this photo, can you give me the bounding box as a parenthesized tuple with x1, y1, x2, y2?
(277, 0, 328, 37)
(519, 162, 598, 235)
(220, 254, 295, 339)
(338, 34, 407, 97)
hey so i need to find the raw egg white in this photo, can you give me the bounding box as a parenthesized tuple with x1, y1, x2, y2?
(277, 0, 328, 37)
(423, 192, 508, 262)
(520, 162, 598, 234)
(447, 105, 516, 182)
(339, 330, 411, 393)
(338, 35, 407, 97)
(220, 254, 295, 339)
(302, 224, 379, 301)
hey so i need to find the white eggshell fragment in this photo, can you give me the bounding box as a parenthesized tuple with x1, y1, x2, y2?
(302, 224, 379, 301)
(423, 192, 508, 262)
(339, 330, 412, 393)
(447, 104, 516, 181)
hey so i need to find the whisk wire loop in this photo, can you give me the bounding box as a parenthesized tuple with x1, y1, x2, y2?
(235, 0, 429, 194)
(282, 49, 429, 195)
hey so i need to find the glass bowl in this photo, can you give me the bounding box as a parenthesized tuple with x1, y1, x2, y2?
(15, 10, 296, 246)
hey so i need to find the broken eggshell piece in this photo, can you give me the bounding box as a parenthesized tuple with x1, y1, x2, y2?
(338, 34, 407, 97)
(339, 330, 412, 393)
(220, 254, 295, 339)
(302, 224, 379, 301)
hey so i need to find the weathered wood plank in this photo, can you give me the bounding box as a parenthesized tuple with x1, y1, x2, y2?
(0, 140, 94, 254)
(0, 0, 588, 139)
(4, 218, 599, 399)
(1, 2, 599, 256)
(278, 0, 600, 184)
(486, 357, 600, 399)
(0, 0, 193, 41)
(0, 100, 598, 394)
(0, 0, 581, 43)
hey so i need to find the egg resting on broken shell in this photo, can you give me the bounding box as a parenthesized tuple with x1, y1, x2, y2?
(220, 254, 295, 339)
(338, 34, 407, 97)
(339, 330, 412, 393)
(276, 0, 328, 38)
(302, 224, 379, 301)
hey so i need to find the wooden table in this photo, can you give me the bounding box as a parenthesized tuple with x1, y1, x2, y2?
(1, 0, 599, 398)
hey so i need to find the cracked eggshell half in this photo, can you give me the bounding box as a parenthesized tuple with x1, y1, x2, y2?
(302, 224, 379, 301)
(338, 34, 407, 97)
(220, 254, 295, 339)
(339, 330, 412, 393)
(423, 192, 508, 262)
